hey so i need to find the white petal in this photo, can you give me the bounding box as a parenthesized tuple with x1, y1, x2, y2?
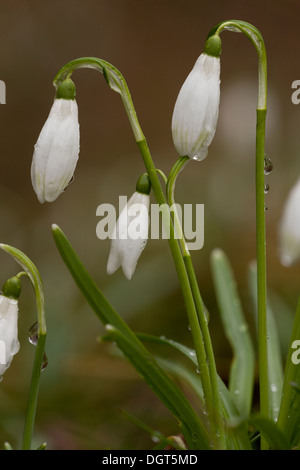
(171, 53, 220, 160)
(107, 192, 150, 279)
(0, 296, 19, 379)
(279, 178, 300, 266)
(31, 99, 80, 203)
(106, 237, 122, 276)
(121, 237, 148, 280)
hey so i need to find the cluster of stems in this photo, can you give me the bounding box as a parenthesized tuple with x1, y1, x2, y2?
(51, 20, 268, 450)
(0, 19, 269, 450)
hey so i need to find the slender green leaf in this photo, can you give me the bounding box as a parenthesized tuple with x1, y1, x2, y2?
(277, 296, 300, 447)
(210, 249, 255, 417)
(248, 261, 284, 422)
(103, 324, 209, 450)
(52, 224, 209, 450)
(230, 414, 290, 450)
(135, 333, 243, 416)
(267, 290, 294, 357)
(117, 408, 177, 449)
(134, 332, 252, 449)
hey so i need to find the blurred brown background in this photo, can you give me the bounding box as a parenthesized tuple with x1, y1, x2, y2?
(0, 0, 299, 449)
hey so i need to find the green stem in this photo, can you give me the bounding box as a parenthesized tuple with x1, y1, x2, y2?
(54, 57, 222, 446)
(0, 244, 47, 450)
(137, 141, 215, 442)
(167, 156, 226, 448)
(22, 333, 46, 450)
(256, 108, 268, 440)
(166, 156, 190, 257)
(213, 20, 268, 448)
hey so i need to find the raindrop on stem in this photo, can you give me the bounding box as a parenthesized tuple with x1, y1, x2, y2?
(28, 321, 48, 371)
(264, 155, 273, 175)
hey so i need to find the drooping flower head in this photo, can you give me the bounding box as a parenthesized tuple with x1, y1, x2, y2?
(107, 174, 151, 280)
(31, 78, 80, 203)
(171, 35, 221, 161)
(278, 177, 300, 267)
(0, 276, 21, 380)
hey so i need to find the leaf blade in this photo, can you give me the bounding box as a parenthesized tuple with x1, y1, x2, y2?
(52, 224, 209, 450)
(248, 261, 284, 422)
(210, 249, 255, 417)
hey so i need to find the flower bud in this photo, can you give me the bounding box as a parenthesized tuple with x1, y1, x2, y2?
(1, 276, 21, 300)
(107, 182, 150, 280)
(0, 277, 21, 379)
(135, 173, 151, 195)
(31, 78, 80, 203)
(171, 41, 221, 161)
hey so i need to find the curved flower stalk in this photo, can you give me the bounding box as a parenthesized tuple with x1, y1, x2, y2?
(0, 244, 47, 450)
(278, 177, 300, 267)
(171, 36, 221, 161)
(0, 276, 21, 380)
(202, 20, 268, 448)
(50, 55, 225, 447)
(107, 173, 151, 280)
(170, 19, 269, 449)
(43, 21, 270, 449)
(31, 78, 80, 203)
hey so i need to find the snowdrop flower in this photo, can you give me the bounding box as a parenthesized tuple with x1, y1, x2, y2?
(0, 276, 21, 380)
(171, 35, 221, 161)
(31, 78, 80, 203)
(278, 177, 300, 267)
(107, 174, 151, 280)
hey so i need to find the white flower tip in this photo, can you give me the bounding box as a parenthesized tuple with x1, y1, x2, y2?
(278, 178, 300, 267)
(191, 146, 209, 162)
(106, 245, 137, 280)
(278, 239, 300, 268)
(279, 253, 294, 268)
(106, 252, 120, 276)
(122, 263, 135, 281)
